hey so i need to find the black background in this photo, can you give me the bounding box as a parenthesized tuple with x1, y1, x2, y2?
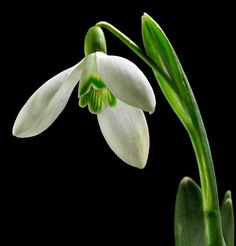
(2, 1, 235, 245)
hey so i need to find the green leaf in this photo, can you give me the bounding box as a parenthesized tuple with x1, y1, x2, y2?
(175, 177, 205, 246)
(221, 191, 234, 246)
(142, 13, 195, 130)
(142, 14, 182, 90)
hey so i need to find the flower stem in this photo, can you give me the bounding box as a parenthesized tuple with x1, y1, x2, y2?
(96, 21, 226, 245)
(96, 21, 171, 84)
(187, 101, 226, 246)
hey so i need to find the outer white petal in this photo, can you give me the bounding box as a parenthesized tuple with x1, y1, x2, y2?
(97, 100, 149, 169)
(96, 52, 156, 113)
(13, 60, 84, 138)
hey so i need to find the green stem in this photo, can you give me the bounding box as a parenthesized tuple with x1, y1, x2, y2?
(96, 21, 172, 84)
(188, 106, 225, 246)
(97, 21, 226, 245)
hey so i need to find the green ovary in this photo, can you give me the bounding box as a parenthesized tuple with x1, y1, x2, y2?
(79, 86, 117, 114)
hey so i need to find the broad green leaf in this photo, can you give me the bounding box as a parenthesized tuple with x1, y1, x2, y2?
(175, 177, 205, 246)
(221, 191, 234, 246)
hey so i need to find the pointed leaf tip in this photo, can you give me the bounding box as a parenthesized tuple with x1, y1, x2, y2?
(142, 12, 149, 19)
(223, 190, 232, 202)
(142, 13, 194, 129)
(221, 191, 234, 246)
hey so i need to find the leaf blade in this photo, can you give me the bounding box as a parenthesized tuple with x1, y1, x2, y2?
(175, 177, 205, 246)
(221, 191, 235, 246)
(142, 13, 195, 130)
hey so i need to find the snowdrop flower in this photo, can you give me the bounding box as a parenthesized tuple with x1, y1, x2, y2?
(13, 26, 156, 168)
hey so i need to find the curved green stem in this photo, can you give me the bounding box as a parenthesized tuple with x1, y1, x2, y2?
(96, 21, 171, 84)
(188, 110, 225, 246)
(97, 21, 226, 245)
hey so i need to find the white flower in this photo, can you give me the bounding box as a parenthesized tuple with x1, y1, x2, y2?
(13, 51, 156, 168)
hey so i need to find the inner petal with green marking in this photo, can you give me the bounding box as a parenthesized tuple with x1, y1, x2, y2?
(78, 75, 117, 114)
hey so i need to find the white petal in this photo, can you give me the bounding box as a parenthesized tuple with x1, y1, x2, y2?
(96, 52, 156, 113)
(97, 101, 149, 168)
(13, 60, 84, 138)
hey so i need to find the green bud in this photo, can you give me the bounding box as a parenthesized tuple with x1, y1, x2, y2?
(84, 26, 107, 56)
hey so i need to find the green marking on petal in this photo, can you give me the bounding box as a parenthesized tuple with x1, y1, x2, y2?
(107, 90, 117, 107)
(88, 94, 94, 113)
(78, 75, 106, 97)
(79, 93, 90, 108)
(90, 76, 106, 89)
(89, 89, 98, 113)
(79, 85, 118, 114)
(78, 78, 91, 97)
(79, 74, 118, 114)
(88, 89, 103, 113)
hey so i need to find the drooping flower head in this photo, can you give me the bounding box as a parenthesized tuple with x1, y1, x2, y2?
(13, 26, 156, 168)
